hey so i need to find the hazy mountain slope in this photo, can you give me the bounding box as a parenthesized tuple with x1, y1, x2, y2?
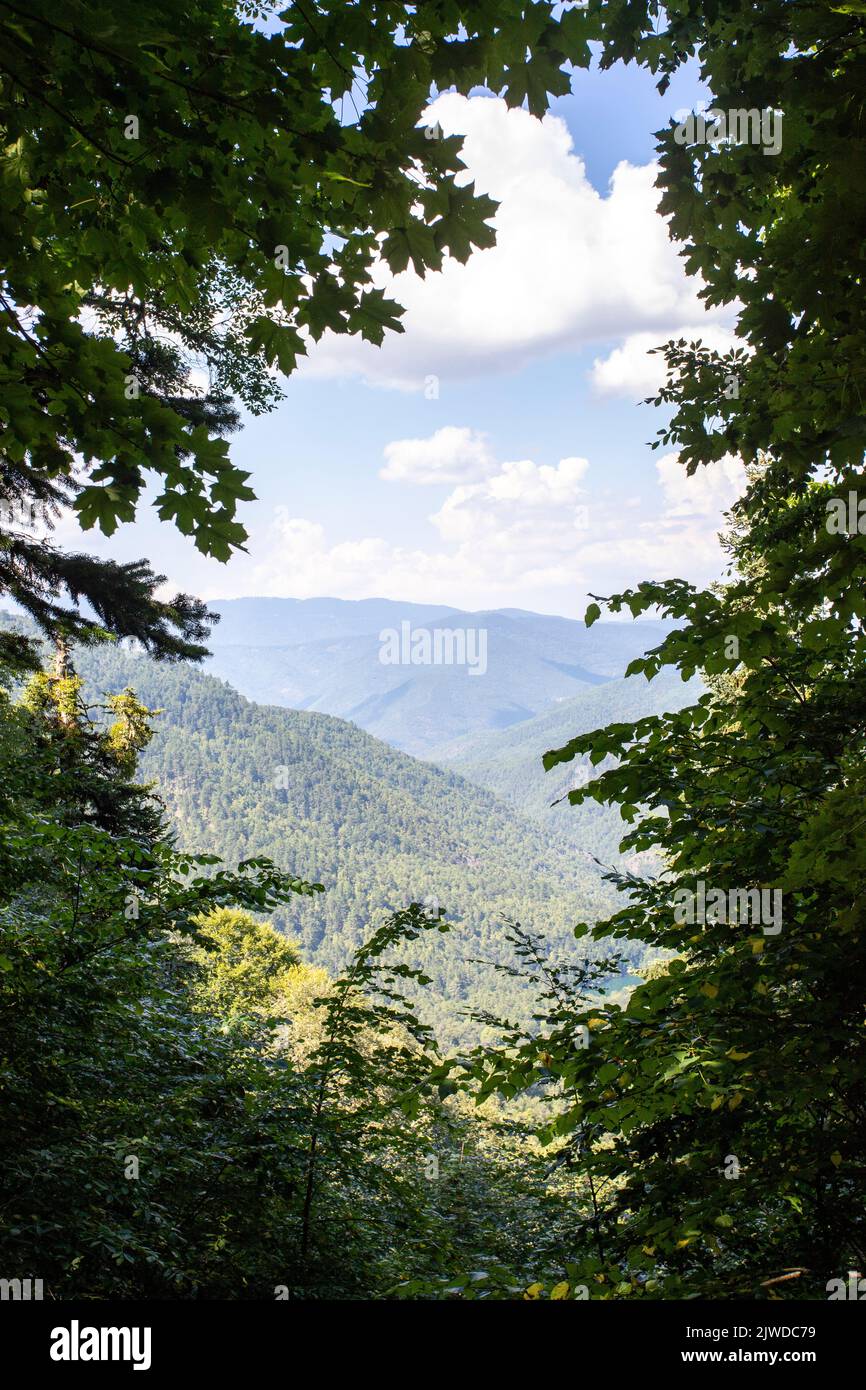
(204, 624, 604, 758)
(202, 597, 672, 758)
(492, 609, 674, 679)
(207, 596, 462, 647)
(72, 643, 634, 1045)
(439, 670, 703, 862)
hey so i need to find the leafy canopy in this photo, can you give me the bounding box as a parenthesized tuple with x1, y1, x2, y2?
(0, 0, 596, 661)
(497, 0, 866, 1298)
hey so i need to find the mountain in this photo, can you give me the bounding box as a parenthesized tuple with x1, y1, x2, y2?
(202, 597, 673, 759)
(206, 596, 465, 648)
(69, 641, 637, 1046)
(1, 603, 693, 1040)
(439, 670, 703, 863)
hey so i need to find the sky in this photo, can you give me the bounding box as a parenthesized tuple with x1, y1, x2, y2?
(59, 52, 744, 621)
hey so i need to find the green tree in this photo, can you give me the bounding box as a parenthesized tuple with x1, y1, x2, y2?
(0, 649, 330, 1296)
(190, 906, 301, 1017)
(511, 0, 866, 1298)
(0, 0, 595, 664)
(1, 646, 476, 1298)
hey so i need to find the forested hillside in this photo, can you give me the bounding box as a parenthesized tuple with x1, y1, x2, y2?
(440, 670, 702, 866)
(73, 639, 633, 1045)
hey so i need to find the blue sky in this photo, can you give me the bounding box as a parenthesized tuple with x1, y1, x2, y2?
(61, 52, 745, 620)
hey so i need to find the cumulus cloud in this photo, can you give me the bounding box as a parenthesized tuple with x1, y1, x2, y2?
(216, 448, 743, 613)
(656, 451, 746, 518)
(380, 426, 494, 484)
(297, 93, 731, 391)
(431, 456, 589, 546)
(591, 323, 740, 398)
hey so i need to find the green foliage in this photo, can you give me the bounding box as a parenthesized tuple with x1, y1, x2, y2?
(0, 649, 587, 1298)
(63, 631, 631, 1047)
(103, 686, 158, 775)
(0, 0, 595, 662)
(471, 0, 866, 1300)
(4, 0, 863, 1304)
(190, 907, 301, 1018)
(0, 655, 326, 1295)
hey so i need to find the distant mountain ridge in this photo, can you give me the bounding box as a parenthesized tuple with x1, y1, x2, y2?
(203, 597, 673, 759)
(206, 596, 466, 648)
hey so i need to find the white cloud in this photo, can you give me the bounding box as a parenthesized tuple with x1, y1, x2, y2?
(656, 451, 746, 518)
(297, 93, 731, 391)
(431, 456, 589, 545)
(380, 425, 494, 484)
(591, 323, 740, 398)
(215, 449, 742, 614)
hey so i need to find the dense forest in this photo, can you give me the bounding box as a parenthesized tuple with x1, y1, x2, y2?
(73, 631, 639, 1045)
(1, 0, 864, 1313)
(0, 654, 612, 1297)
(442, 666, 702, 859)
